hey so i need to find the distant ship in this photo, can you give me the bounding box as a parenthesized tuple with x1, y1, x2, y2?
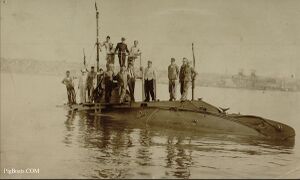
(232, 70, 300, 92)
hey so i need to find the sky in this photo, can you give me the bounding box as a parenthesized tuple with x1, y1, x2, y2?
(1, 0, 300, 77)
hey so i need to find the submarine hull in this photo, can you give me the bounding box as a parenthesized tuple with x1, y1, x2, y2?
(62, 100, 296, 141)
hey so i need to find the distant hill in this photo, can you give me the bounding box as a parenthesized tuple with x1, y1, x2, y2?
(1, 58, 98, 76)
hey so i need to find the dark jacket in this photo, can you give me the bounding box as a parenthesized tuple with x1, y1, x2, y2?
(115, 42, 129, 55)
(179, 65, 185, 82)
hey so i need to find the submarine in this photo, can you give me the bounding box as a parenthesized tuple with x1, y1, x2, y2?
(59, 2, 295, 144)
(61, 98, 295, 142)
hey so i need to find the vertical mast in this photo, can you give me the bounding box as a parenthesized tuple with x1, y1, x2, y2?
(95, 2, 100, 71)
(192, 43, 195, 100)
(83, 48, 86, 66)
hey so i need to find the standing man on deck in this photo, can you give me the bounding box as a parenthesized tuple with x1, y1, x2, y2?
(127, 62, 136, 102)
(101, 36, 115, 68)
(115, 37, 129, 67)
(104, 64, 115, 103)
(128, 40, 141, 67)
(78, 70, 87, 104)
(86, 66, 97, 102)
(144, 60, 156, 102)
(179, 58, 187, 96)
(62, 70, 76, 105)
(93, 68, 105, 103)
(168, 58, 179, 101)
(116, 66, 129, 104)
(181, 60, 197, 101)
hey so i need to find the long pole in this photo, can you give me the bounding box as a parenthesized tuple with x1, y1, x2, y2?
(140, 54, 145, 101)
(192, 43, 195, 101)
(83, 48, 86, 66)
(95, 2, 100, 72)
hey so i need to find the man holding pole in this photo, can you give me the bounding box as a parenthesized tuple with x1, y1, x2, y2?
(180, 60, 197, 101)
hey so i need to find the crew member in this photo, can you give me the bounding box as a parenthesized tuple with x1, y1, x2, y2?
(104, 64, 115, 103)
(168, 58, 179, 101)
(86, 66, 97, 102)
(181, 60, 197, 101)
(115, 37, 129, 67)
(127, 62, 136, 102)
(144, 60, 156, 102)
(101, 36, 115, 68)
(128, 40, 141, 67)
(62, 70, 76, 105)
(179, 58, 187, 96)
(93, 68, 105, 103)
(116, 66, 129, 103)
(78, 70, 87, 104)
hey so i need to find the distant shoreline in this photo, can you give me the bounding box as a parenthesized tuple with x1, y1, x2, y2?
(1, 71, 299, 93)
(1, 58, 299, 92)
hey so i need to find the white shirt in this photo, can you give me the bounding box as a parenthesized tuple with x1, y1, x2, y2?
(144, 67, 156, 80)
(128, 67, 135, 78)
(101, 40, 114, 54)
(78, 74, 86, 88)
(129, 45, 141, 58)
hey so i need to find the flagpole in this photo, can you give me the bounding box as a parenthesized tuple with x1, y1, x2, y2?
(95, 2, 100, 72)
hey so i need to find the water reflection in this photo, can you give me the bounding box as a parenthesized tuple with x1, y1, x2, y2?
(165, 136, 193, 178)
(63, 111, 76, 146)
(135, 129, 152, 168)
(63, 110, 295, 178)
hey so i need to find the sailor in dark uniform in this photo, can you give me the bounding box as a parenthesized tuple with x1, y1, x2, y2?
(179, 58, 187, 96)
(114, 37, 129, 67)
(127, 62, 136, 102)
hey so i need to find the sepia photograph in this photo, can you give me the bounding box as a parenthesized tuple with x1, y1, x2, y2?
(1, 0, 300, 179)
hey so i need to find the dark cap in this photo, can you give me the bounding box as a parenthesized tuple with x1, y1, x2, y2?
(121, 37, 125, 41)
(147, 60, 152, 64)
(171, 58, 175, 62)
(106, 36, 110, 39)
(91, 66, 95, 69)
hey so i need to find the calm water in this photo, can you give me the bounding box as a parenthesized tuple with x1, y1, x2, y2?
(1, 72, 300, 179)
